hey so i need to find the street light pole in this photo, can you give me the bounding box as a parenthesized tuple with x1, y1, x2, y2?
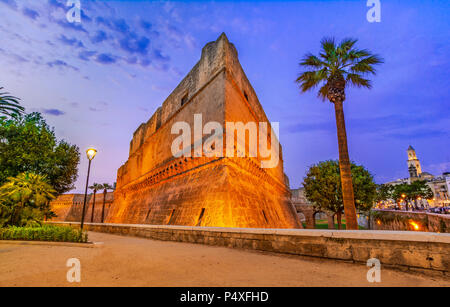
(80, 148, 97, 231)
(80, 159, 92, 231)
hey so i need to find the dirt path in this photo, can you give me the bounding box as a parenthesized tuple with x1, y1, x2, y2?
(0, 232, 448, 287)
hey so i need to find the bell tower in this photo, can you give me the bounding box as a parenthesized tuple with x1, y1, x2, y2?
(407, 145, 422, 177)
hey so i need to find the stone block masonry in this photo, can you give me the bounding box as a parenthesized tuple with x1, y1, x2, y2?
(372, 210, 450, 233)
(103, 33, 301, 229)
(50, 192, 114, 223)
(49, 222, 450, 275)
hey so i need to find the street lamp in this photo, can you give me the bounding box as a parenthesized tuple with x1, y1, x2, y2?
(80, 148, 97, 231)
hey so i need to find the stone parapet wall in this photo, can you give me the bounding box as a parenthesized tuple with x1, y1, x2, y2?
(49, 193, 114, 223)
(372, 210, 450, 233)
(49, 222, 450, 274)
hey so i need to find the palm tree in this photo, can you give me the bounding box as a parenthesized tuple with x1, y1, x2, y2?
(89, 183, 102, 223)
(0, 87, 24, 117)
(296, 37, 383, 230)
(0, 172, 56, 225)
(100, 183, 114, 223)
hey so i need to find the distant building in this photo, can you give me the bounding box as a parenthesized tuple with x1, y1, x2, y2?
(384, 146, 450, 209)
(407, 145, 422, 178)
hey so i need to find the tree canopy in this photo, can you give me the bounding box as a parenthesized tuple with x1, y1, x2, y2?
(296, 37, 383, 101)
(391, 180, 434, 210)
(0, 172, 56, 227)
(376, 184, 394, 202)
(0, 112, 80, 194)
(303, 160, 377, 218)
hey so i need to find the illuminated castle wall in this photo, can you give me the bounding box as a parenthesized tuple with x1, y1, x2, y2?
(97, 34, 300, 228)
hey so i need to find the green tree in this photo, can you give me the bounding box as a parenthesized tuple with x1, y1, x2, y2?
(296, 38, 383, 229)
(0, 87, 24, 118)
(392, 181, 433, 211)
(0, 172, 56, 226)
(375, 184, 394, 202)
(89, 183, 102, 223)
(0, 112, 80, 194)
(100, 183, 114, 223)
(303, 160, 377, 229)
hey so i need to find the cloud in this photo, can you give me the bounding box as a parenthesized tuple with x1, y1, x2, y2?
(58, 34, 84, 48)
(0, 47, 30, 64)
(89, 102, 108, 112)
(95, 53, 116, 64)
(47, 0, 65, 11)
(95, 16, 130, 34)
(287, 112, 450, 141)
(90, 30, 108, 44)
(0, 0, 18, 10)
(54, 19, 88, 34)
(47, 60, 79, 71)
(42, 108, 65, 116)
(1, 0, 187, 75)
(81, 9, 92, 23)
(22, 8, 40, 20)
(78, 50, 96, 61)
(119, 35, 150, 55)
(139, 20, 153, 31)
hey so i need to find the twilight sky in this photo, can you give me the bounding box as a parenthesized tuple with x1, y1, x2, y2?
(1, 0, 449, 192)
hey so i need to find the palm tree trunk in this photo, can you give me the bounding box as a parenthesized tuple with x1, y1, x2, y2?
(333, 100, 358, 230)
(90, 191, 96, 223)
(101, 189, 106, 223)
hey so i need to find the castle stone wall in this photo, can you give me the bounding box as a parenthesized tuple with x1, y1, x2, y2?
(106, 33, 300, 229)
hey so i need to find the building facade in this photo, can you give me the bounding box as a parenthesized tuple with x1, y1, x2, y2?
(384, 146, 450, 209)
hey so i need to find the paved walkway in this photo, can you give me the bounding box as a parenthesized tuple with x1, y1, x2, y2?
(0, 232, 448, 287)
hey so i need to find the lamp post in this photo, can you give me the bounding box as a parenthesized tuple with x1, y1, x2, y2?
(80, 148, 97, 231)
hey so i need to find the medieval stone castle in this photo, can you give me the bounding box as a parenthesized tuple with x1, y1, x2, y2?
(51, 33, 301, 229)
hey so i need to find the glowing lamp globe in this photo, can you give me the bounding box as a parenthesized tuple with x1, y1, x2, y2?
(86, 148, 97, 161)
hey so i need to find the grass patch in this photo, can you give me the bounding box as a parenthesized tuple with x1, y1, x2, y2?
(0, 225, 88, 243)
(303, 219, 367, 230)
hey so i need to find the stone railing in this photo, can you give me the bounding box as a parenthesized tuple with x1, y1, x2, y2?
(48, 222, 450, 275)
(371, 210, 450, 233)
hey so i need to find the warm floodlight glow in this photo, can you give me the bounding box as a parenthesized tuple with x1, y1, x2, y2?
(86, 148, 97, 161)
(401, 194, 406, 198)
(410, 221, 420, 231)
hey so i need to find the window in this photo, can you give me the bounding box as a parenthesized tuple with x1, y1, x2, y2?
(181, 94, 188, 106)
(145, 209, 152, 221)
(262, 210, 269, 224)
(196, 208, 206, 226)
(244, 91, 249, 102)
(167, 209, 176, 225)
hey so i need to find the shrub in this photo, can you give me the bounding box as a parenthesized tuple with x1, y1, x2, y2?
(0, 225, 88, 243)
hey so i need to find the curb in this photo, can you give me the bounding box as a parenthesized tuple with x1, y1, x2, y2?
(0, 240, 103, 248)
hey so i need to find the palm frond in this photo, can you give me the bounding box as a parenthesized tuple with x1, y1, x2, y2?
(296, 37, 383, 98)
(0, 87, 24, 116)
(350, 55, 383, 74)
(296, 69, 328, 92)
(299, 53, 327, 69)
(337, 38, 358, 57)
(318, 84, 329, 101)
(346, 74, 372, 89)
(320, 37, 336, 57)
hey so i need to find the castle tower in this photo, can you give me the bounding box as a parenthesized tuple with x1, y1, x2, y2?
(407, 145, 422, 178)
(105, 33, 301, 229)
